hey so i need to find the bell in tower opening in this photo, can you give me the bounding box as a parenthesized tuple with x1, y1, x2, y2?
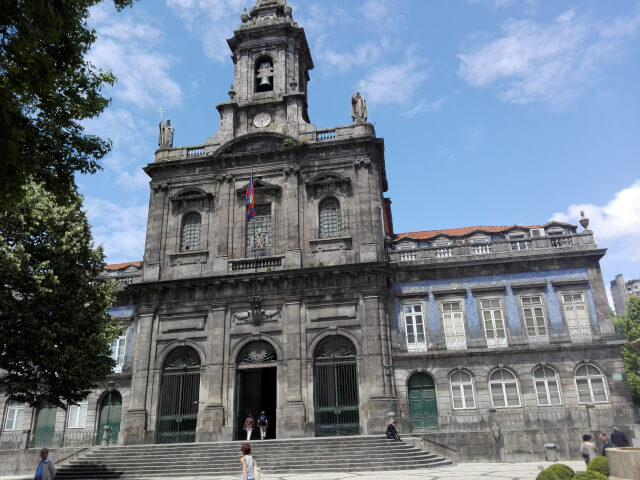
(256, 57, 274, 92)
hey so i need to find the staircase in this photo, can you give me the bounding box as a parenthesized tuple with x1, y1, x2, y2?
(55, 435, 452, 479)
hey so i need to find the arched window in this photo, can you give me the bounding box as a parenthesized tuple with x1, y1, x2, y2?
(533, 366, 562, 406)
(319, 197, 341, 238)
(181, 212, 201, 252)
(255, 56, 274, 92)
(575, 364, 608, 403)
(449, 370, 476, 409)
(489, 368, 521, 407)
(3, 400, 24, 431)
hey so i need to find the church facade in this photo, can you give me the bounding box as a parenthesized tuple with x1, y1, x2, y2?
(1, 0, 637, 462)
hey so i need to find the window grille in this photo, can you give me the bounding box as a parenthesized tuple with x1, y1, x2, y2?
(247, 204, 272, 257)
(319, 198, 342, 238)
(181, 213, 201, 251)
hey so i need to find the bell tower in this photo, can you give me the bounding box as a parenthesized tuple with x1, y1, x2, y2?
(207, 0, 315, 147)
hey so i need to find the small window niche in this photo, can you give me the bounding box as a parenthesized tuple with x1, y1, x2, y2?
(255, 56, 274, 92)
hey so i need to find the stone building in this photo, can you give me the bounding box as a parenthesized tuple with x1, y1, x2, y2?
(1, 0, 637, 462)
(611, 273, 640, 316)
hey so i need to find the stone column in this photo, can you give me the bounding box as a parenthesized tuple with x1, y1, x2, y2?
(283, 172, 301, 268)
(280, 297, 306, 437)
(197, 303, 227, 441)
(121, 309, 155, 444)
(212, 180, 231, 274)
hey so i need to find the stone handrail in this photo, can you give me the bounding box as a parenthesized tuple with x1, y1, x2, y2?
(389, 233, 597, 263)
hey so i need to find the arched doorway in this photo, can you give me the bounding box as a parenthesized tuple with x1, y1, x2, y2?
(235, 340, 277, 440)
(157, 346, 201, 443)
(313, 335, 359, 436)
(408, 372, 438, 430)
(96, 390, 122, 445)
(33, 402, 56, 447)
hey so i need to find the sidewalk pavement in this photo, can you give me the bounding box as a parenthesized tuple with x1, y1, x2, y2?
(0, 460, 588, 480)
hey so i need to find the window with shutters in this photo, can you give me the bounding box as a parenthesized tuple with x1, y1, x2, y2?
(575, 364, 608, 404)
(180, 212, 201, 252)
(521, 296, 549, 341)
(489, 368, 521, 408)
(480, 298, 507, 348)
(533, 366, 562, 406)
(403, 304, 427, 352)
(3, 400, 24, 431)
(67, 398, 88, 429)
(110, 335, 126, 373)
(561, 292, 591, 340)
(319, 197, 342, 238)
(450, 371, 476, 409)
(441, 301, 467, 350)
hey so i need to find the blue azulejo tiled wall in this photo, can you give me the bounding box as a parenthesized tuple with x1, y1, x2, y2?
(393, 268, 595, 344)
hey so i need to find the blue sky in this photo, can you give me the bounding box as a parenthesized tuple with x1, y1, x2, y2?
(81, 0, 640, 298)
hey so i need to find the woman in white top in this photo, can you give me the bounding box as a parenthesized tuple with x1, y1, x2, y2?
(241, 442, 257, 480)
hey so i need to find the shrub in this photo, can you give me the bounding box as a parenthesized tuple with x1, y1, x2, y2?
(536, 469, 560, 480)
(281, 138, 297, 148)
(573, 471, 608, 480)
(546, 463, 575, 480)
(587, 456, 609, 477)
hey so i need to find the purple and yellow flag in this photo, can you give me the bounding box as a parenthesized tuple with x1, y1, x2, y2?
(245, 170, 255, 218)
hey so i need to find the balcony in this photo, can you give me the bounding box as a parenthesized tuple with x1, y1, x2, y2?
(229, 255, 284, 271)
(389, 233, 597, 264)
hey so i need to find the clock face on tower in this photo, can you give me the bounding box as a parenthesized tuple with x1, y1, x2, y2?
(253, 112, 271, 128)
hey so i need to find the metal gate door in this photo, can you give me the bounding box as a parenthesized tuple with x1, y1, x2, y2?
(408, 373, 438, 430)
(157, 347, 200, 443)
(313, 336, 359, 436)
(33, 403, 56, 447)
(96, 391, 122, 444)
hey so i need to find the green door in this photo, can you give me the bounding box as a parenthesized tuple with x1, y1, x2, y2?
(96, 391, 122, 445)
(408, 373, 438, 430)
(313, 336, 360, 436)
(157, 347, 201, 443)
(33, 403, 57, 447)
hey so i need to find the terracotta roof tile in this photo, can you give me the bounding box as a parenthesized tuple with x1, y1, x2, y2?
(105, 261, 142, 271)
(394, 222, 575, 241)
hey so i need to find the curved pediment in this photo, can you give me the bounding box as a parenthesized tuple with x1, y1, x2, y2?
(215, 132, 294, 157)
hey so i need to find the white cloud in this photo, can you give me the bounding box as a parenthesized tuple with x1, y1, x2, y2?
(403, 96, 447, 117)
(84, 198, 148, 263)
(551, 180, 640, 262)
(166, 0, 246, 62)
(88, 4, 183, 108)
(365, 54, 429, 106)
(458, 8, 640, 109)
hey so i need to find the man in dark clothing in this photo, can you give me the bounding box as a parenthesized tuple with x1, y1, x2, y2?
(611, 427, 630, 447)
(599, 432, 612, 456)
(386, 421, 401, 441)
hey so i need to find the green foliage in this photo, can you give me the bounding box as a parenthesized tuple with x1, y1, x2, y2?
(615, 296, 640, 401)
(536, 469, 559, 480)
(546, 463, 575, 480)
(0, 0, 135, 208)
(281, 138, 297, 148)
(0, 182, 118, 407)
(573, 471, 608, 480)
(587, 456, 609, 477)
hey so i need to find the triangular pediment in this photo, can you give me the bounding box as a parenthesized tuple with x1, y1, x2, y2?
(215, 132, 294, 157)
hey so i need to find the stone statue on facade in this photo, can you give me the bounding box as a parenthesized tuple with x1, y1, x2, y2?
(351, 91, 368, 123)
(158, 119, 174, 147)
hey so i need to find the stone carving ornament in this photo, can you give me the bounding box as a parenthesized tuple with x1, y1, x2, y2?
(158, 119, 174, 147)
(350, 91, 367, 123)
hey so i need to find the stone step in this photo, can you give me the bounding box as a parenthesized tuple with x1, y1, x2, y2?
(55, 436, 452, 479)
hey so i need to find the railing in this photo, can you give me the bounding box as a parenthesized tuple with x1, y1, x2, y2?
(316, 129, 336, 141)
(389, 233, 595, 264)
(1, 430, 98, 450)
(230, 255, 283, 271)
(186, 146, 205, 157)
(0, 431, 25, 450)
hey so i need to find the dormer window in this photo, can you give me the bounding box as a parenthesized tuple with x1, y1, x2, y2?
(397, 242, 416, 251)
(470, 235, 489, 244)
(256, 57, 274, 92)
(547, 228, 564, 236)
(432, 238, 451, 247)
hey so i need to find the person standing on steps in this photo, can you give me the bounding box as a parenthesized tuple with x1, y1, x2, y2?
(240, 443, 257, 480)
(258, 411, 268, 440)
(35, 448, 56, 480)
(244, 413, 255, 441)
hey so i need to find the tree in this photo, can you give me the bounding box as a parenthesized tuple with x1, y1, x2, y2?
(0, 181, 118, 407)
(0, 0, 134, 208)
(616, 295, 640, 402)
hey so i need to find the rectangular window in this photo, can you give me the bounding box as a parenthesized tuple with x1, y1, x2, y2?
(67, 398, 88, 429)
(441, 301, 467, 350)
(480, 298, 507, 348)
(246, 204, 272, 257)
(521, 296, 548, 340)
(403, 304, 426, 352)
(561, 292, 591, 339)
(110, 335, 126, 373)
(4, 400, 24, 431)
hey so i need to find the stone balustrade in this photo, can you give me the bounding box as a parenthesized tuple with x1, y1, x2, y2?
(389, 233, 597, 264)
